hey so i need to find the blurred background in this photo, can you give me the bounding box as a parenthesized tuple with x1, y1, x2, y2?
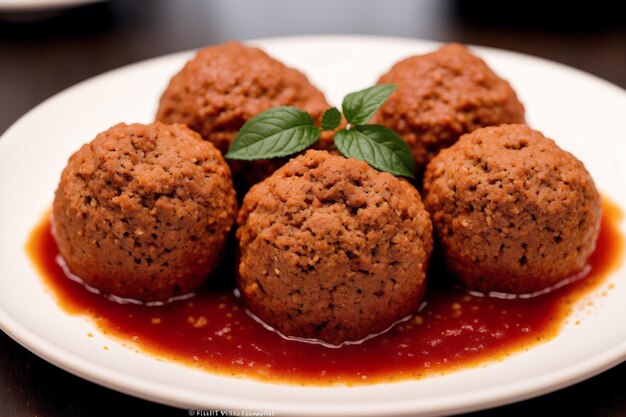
(1, 0, 624, 135)
(1, 0, 624, 416)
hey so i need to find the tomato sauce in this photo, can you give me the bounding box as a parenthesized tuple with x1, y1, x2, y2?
(26, 199, 623, 385)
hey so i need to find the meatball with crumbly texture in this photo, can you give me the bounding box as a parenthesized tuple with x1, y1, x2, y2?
(156, 42, 332, 187)
(53, 122, 237, 302)
(373, 43, 525, 174)
(423, 124, 601, 294)
(236, 150, 433, 345)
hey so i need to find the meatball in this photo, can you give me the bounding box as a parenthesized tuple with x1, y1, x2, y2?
(156, 42, 331, 187)
(236, 150, 433, 345)
(422, 124, 601, 294)
(373, 43, 525, 174)
(52, 122, 237, 302)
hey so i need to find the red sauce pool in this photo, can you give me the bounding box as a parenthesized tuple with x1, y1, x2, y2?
(26, 199, 624, 386)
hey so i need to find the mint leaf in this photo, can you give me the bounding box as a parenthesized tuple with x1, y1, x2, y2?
(225, 107, 321, 160)
(341, 84, 397, 125)
(321, 107, 341, 131)
(334, 125, 414, 178)
(223, 85, 408, 178)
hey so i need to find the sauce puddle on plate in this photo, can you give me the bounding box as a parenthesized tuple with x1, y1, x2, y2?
(26, 198, 624, 385)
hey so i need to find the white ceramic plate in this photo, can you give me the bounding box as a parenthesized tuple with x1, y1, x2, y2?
(1, 35, 625, 417)
(0, 0, 103, 13)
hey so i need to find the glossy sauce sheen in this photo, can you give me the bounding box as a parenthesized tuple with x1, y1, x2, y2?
(27, 200, 623, 385)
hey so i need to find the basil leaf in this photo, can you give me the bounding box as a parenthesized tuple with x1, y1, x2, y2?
(225, 107, 321, 160)
(334, 125, 414, 178)
(321, 107, 341, 131)
(341, 84, 397, 125)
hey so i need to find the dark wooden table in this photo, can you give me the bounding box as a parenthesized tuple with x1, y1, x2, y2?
(1, 1, 624, 416)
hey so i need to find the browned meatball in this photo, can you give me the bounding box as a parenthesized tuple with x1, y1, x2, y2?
(373, 43, 525, 174)
(156, 42, 331, 187)
(236, 150, 433, 345)
(423, 124, 601, 294)
(53, 123, 237, 302)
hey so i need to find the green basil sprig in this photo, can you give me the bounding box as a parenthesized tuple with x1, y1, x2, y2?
(321, 107, 341, 131)
(225, 84, 415, 178)
(342, 84, 398, 126)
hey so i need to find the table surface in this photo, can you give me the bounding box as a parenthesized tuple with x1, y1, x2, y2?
(1, 1, 624, 416)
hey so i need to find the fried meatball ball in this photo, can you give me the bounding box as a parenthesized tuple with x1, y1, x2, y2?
(236, 150, 433, 345)
(373, 43, 525, 174)
(53, 122, 237, 302)
(423, 124, 601, 294)
(156, 42, 331, 187)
